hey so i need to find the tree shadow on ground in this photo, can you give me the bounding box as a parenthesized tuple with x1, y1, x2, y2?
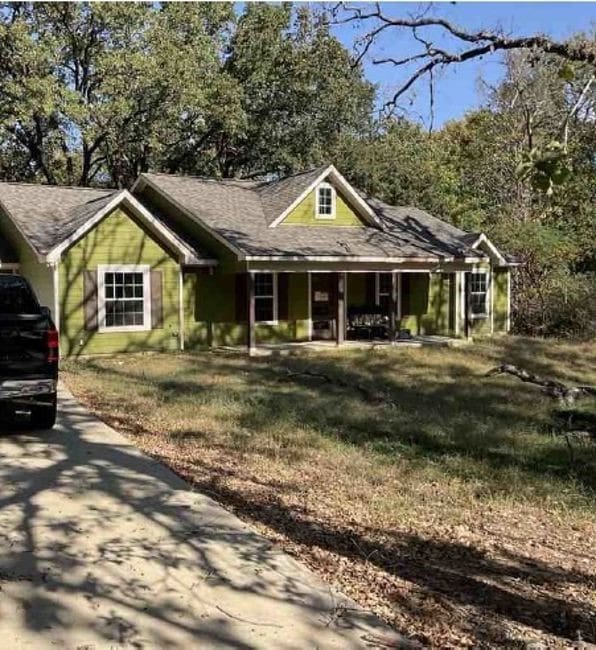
(0, 395, 388, 648)
(64, 348, 596, 646)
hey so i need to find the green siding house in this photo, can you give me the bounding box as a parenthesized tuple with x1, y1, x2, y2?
(0, 165, 515, 356)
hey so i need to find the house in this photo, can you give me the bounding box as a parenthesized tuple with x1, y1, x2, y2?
(0, 165, 514, 356)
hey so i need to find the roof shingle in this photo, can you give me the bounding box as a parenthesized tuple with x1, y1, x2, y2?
(140, 170, 480, 261)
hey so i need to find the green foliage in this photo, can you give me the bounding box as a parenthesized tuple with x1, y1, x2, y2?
(0, 2, 372, 183)
(516, 141, 573, 195)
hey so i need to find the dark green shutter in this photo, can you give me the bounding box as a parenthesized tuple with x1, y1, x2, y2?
(235, 272, 247, 322)
(151, 270, 164, 329)
(278, 273, 289, 321)
(83, 270, 98, 331)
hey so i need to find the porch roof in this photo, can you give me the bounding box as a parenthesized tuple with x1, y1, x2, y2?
(136, 171, 485, 263)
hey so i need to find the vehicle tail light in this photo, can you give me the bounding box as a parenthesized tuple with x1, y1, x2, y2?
(46, 326, 59, 363)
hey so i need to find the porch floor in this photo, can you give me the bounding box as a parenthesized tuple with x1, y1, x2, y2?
(218, 335, 468, 356)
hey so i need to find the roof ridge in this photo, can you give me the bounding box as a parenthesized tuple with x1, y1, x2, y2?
(0, 180, 115, 193)
(143, 171, 259, 185)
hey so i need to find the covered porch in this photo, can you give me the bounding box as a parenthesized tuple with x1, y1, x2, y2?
(239, 267, 465, 355)
(184, 261, 509, 354)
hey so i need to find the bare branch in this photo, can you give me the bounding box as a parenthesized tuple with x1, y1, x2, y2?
(332, 3, 596, 113)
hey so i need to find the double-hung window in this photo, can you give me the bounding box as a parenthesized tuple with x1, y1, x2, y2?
(376, 273, 393, 313)
(469, 271, 488, 318)
(98, 265, 151, 332)
(315, 182, 335, 219)
(254, 273, 277, 323)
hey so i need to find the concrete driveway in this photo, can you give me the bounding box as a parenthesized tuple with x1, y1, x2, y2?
(0, 387, 396, 649)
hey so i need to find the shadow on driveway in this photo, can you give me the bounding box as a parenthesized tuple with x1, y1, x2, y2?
(0, 388, 395, 649)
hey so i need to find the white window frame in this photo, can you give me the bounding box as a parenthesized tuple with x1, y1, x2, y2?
(469, 270, 489, 319)
(254, 272, 278, 325)
(375, 272, 392, 306)
(315, 182, 336, 220)
(97, 264, 152, 332)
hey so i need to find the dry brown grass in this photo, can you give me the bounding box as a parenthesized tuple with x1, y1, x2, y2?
(63, 337, 596, 648)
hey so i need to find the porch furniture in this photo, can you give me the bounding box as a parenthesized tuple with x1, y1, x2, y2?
(347, 305, 391, 340)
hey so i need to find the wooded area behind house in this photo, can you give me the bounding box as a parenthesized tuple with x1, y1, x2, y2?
(0, 2, 594, 337)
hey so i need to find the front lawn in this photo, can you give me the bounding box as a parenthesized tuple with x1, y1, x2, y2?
(63, 338, 596, 648)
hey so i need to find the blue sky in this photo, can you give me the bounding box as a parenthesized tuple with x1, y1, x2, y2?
(330, 2, 596, 128)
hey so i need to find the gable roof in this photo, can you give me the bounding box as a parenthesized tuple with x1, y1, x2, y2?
(0, 182, 215, 265)
(134, 171, 487, 263)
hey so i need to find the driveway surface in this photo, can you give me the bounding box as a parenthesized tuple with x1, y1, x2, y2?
(0, 387, 395, 649)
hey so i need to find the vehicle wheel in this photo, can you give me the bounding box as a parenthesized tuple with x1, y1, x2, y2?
(31, 393, 57, 430)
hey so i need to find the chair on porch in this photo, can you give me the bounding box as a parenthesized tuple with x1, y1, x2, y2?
(347, 305, 390, 340)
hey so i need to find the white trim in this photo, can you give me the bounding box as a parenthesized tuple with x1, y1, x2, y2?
(134, 175, 244, 259)
(254, 271, 278, 325)
(397, 272, 402, 321)
(469, 233, 507, 266)
(45, 190, 211, 266)
(314, 182, 336, 220)
(178, 269, 185, 351)
(97, 264, 151, 333)
(245, 255, 484, 264)
(52, 263, 60, 332)
(489, 266, 494, 335)
(468, 270, 489, 320)
(307, 272, 313, 341)
(268, 165, 380, 228)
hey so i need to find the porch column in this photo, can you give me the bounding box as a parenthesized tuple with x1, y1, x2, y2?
(336, 272, 346, 346)
(389, 272, 397, 341)
(247, 271, 256, 355)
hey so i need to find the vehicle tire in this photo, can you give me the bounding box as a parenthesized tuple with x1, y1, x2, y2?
(31, 393, 57, 430)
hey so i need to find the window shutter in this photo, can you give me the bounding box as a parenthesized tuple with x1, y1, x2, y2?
(365, 273, 376, 306)
(401, 274, 411, 315)
(278, 273, 289, 321)
(235, 272, 247, 322)
(151, 270, 164, 329)
(83, 270, 98, 331)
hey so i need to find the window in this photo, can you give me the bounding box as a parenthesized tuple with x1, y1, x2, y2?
(376, 273, 393, 313)
(315, 183, 335, 219)
(254, 273, 277, 323)
(98, 265, 151, 331)
(469, 272, 488, 317)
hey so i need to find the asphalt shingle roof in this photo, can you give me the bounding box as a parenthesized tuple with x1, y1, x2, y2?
(0, 183, 115, 254)
(0, 182, 213, 263)
(140, 170, 479, 261)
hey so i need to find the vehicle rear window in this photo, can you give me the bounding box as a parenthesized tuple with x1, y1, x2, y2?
(0, 275, 40, 314)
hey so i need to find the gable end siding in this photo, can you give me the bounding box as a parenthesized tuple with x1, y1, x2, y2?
(281, 187, 365, 227)
(59, 206, 181, 356)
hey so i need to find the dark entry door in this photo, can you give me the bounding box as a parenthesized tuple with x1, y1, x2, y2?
(311, 273, 337, 340)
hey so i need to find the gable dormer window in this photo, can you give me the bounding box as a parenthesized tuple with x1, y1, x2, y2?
(315, 182, 336, 219)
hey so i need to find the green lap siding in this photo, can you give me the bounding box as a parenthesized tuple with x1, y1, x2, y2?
(400, 273, 454, 336)
(60, 207, 181, 356)
(493, 268, 509, 333)
(282, 188, 365, 227)
(185, 272, 310, 347)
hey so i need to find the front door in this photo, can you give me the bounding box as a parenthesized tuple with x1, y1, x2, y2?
(311, 273, 337, 340)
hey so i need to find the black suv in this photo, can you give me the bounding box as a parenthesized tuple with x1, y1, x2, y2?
(0, 274, 59, 429)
